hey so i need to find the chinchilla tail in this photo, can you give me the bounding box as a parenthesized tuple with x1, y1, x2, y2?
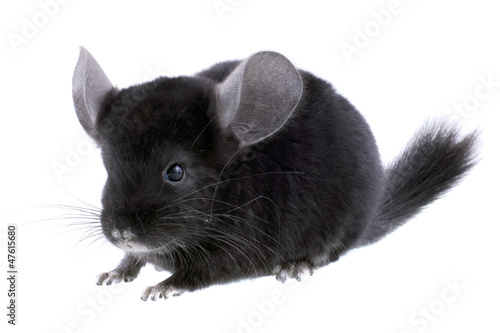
(356, 120, 479, 247)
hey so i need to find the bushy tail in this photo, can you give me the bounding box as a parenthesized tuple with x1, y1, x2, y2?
(357, 121, 479, 247)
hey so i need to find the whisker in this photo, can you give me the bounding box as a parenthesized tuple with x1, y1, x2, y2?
(189, 116, 216, 150)
(156, 171, 303, 214)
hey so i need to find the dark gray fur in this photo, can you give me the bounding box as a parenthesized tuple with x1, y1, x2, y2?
(72, 48, 478, 301)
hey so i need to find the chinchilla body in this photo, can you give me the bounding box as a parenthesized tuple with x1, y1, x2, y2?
(72, 48, 477, 300)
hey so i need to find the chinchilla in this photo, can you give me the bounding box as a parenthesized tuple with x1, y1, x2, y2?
(71, 47, 478, 301)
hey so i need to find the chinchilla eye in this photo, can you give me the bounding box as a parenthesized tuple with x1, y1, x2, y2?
(164, 163, 184, 182)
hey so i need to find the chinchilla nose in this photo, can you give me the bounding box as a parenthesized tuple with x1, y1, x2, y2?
(109, 228, 149, 252)
(112, 229, 134, 242)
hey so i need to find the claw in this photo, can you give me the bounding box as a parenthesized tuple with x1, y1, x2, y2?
(96, 270, 137, 286)
(275, 261, 314, 283)
(141, 284, 186, 301)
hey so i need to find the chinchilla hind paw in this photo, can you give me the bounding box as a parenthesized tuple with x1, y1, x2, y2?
(275, 261, 314, 283)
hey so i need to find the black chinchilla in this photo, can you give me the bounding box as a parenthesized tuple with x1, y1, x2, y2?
(72, 47, 478, 301)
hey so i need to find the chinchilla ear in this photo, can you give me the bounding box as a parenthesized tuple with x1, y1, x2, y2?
(215, 51, 303, 146)
(72, 47, 116, 141)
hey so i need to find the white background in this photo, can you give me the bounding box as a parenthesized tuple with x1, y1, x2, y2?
(1, 0, 499, 332)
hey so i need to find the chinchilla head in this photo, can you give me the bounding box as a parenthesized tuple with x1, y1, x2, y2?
(71, 47, 303, 254)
